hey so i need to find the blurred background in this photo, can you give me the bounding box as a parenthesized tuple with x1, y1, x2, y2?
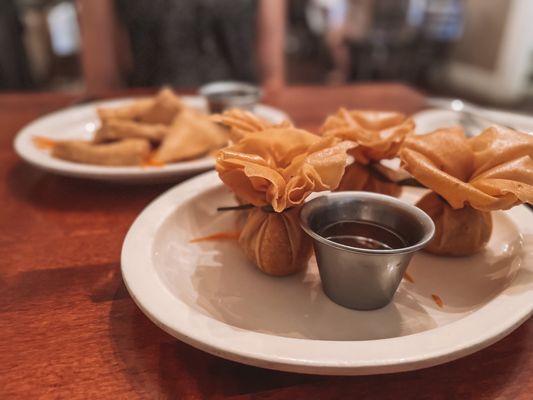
(1, 0, 532, 108)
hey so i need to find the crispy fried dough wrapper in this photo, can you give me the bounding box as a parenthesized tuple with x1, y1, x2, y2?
(212, 109, 293, 205)
(216, 128, 353, 212)
(216, 127, 352, 276)
(401, 127, 533, 211)
(94, 119, 169, 143)
(239, 207, 313, 276)
(468, 155, 533, 206)
(469, 126, 533, 176)
(467, 126, 533, 205)
(153, 109, 228, 163)
(320, 108, 414, 164)
(140, 88, 183, 124)
(320, 109, 414, 196)
(52, 139, 151, 166)
(96, 88, 182, 125)
(336, 162, 402, 196)
(97, 99, 153, 122)
(400, 126, 533, 255)
(416, 192, 492, 256)
(212, 108, 292, 143)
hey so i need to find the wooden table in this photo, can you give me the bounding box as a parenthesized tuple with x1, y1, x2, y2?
(1, 84, 531, 399)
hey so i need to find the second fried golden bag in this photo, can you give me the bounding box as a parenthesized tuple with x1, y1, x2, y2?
(336, 162, 402, 197)
(320, 108, 414, 196)
(400, 126, 533, 256)
(416, 192, 492, 256)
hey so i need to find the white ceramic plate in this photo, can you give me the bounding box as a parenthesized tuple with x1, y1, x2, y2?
(413, 108, 533, 135)
(121, 171, 533, 375)
(14, 96, 289, 183)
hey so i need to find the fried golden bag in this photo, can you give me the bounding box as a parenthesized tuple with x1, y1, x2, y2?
(320, 108, 414, 195)
(216, 127, 352, 275)
(239, 207, 313, 276)
(416, 192, 492, 256)
(336, 162, 402, 197)
(400, 126, 533, 256)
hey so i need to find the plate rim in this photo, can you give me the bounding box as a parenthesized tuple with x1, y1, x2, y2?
(121, 170, 533, 375)
(13, 96, 289, 181)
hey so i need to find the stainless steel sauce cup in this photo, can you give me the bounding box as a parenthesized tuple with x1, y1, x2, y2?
(300, 192, 435, 310)
(199, 81, 261, 113)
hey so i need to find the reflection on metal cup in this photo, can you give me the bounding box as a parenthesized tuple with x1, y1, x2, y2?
(199, 81, 262, 113)
(300, 192, 435, 310)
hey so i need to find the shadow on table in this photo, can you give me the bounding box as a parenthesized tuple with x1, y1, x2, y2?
(0, 261, 122, 313)
(108, 282, 530, 399)
(262, 322, 530, 399)
(107, 285, 320, 399)
(5, 161, 175, 212)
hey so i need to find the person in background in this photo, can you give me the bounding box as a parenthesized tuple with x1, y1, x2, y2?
(0, 0, 33, 90)
(307, 0, 350, 84)
(77, 0, 286, 94)
(343, 0, 373, 80)
(306, 0, 373, 84)
(415, 0, 464, 84)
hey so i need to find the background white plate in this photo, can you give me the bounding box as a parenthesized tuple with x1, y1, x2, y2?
(413, 108, 533, 135)
(14, 96, 289, 183)
(121, 171, 533, 375)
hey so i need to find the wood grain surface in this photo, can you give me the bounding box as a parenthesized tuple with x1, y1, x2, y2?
(0, 84, 531, 400)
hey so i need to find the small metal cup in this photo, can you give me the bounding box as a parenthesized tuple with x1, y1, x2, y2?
(199, 81, 262, 113)
(300, 192, 435, 310)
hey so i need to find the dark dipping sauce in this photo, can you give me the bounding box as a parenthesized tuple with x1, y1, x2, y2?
(208, 90, 252, 100)
(319, 220, 406, 250)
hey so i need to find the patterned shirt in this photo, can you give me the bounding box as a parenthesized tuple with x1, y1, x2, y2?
(116, 0, 258, 87)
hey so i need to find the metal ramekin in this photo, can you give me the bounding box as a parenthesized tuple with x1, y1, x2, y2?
(300, 192, 435, 310)
(199, 81, 262, 113)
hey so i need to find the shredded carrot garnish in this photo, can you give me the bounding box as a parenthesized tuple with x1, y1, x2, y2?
(33, 136, 57, 150)
(141, 158, 165, 168)
(431, 294, 444, 308)
(190, 231, 241, 243)
(403, 271, 414, 283)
